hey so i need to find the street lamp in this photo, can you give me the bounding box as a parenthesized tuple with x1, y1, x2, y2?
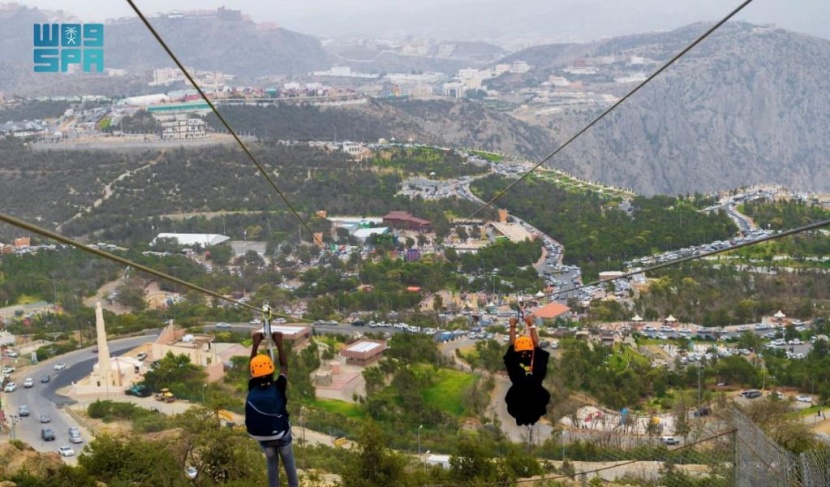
(417, 425, 422, 464)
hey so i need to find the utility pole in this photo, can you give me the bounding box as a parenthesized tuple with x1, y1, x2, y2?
(697, 362, 702, 411)
(417, 424, 422, 468)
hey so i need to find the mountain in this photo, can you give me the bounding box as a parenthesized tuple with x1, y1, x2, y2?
(498, 22, 830, 194)
(103, 16, 329, 77)
(205, 100, 558, 162)
(0, 5, 330, 91)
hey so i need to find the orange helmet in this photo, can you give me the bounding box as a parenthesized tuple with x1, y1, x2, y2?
(514, 336, 534, 352)
(250, 354, 275, 378)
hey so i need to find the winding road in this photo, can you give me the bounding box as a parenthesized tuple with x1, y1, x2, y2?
(4, 335, 156, 460)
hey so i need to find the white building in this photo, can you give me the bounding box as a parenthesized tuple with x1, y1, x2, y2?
(152, 233, 230, 247)
(442, 81, 466, 98)
(510, 61, 531, 73)
(158, 114, 207, 140)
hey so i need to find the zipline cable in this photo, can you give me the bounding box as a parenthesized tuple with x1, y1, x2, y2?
(124, 0, 321, 247)
(462, 0, 755, 223)
(0, 211, 304, 321)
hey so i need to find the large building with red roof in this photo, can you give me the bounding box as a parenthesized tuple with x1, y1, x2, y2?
(382, 211, 431, 232)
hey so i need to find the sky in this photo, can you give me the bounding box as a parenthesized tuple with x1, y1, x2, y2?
(19, 0, 830, 43)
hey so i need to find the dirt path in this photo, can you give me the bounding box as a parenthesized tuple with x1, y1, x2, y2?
(83, 278, 132, 314)
(57, 152, 166, 232)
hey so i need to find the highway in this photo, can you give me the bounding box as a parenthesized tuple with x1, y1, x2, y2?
(4, 335, 156, 460)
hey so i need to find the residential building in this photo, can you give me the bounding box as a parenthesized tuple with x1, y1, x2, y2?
(341, 340, 387, 365)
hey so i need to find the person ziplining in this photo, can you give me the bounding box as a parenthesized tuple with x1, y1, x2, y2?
(503, 300, 551, 426)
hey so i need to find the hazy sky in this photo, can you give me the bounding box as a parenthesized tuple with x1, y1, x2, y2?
(21, 0, 830, 43)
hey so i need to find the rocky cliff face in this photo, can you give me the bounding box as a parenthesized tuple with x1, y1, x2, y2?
(507, 23, 830, 194)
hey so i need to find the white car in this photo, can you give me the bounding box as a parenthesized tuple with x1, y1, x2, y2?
(4, 382, 16, 392)
(2, 366, 15, 375)
(53, 362, 66, 371)
(58, 446, 75, 457)
(796, 395, 812, 403)
(23, 377, 34, 388)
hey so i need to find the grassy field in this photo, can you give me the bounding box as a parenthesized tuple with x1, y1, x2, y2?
(416, 365, 476, 417)
(468, 150, 504, 162)
(308, 398, 366, 419)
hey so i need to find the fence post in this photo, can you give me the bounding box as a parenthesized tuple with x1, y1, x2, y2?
(581, 473, 588, 487)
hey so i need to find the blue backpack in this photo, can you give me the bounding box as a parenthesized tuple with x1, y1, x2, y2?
(245, 384, 290, 441)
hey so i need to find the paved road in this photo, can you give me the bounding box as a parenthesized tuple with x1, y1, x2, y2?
(4, 335, 156, 460)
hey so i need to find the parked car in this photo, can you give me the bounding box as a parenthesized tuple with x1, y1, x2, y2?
(58, 446, 75, 457)
(23, 377, 34, 388)
(660, 436, 680, 445)
(4, 382, 16, 392)
(796, 395, 812, 403)
(215, 322, 232, 329)
(740, 389, 762, 399)
(693, 407, 712, 417)
(53, 362, 66, 371)
(126, 384, 151, 397)
(2, 366, 15, 375)
(136, 352, 148, 361)
(41, 428, 55, 441)
(18, 405, 29, 417)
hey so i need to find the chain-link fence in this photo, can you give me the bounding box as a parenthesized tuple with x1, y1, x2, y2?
(733, 408, 830, 487)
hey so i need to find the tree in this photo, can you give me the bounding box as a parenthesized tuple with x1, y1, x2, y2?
(341, 421, 410, 487)
(432, 293, 444, 312)
(673, 391, 691, 442)
(78, 434, 183, 486)
(115, 278, 147, 312)
(140, 351, 208, 401)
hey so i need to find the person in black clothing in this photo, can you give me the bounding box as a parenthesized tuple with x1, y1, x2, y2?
(503, 314, 551, 426)
(249, 331, 299, 487)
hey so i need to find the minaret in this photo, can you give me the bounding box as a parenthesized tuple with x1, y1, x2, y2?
(95, 302, 112, 387)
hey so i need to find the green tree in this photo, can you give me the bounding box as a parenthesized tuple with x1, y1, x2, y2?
(341, 421, 410, 487)
(78, 434, 184, 486)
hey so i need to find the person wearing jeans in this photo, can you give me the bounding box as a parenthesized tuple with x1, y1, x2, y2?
(260, 431, 299, 487)
(249, 331, 299, 487)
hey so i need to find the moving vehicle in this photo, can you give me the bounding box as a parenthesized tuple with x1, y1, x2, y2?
(660, 436, 680, 445)
(215, 322, 232, 329)
(18, 405, 29, 417)
(23, 377, 34, 388)
(41, 374, 51, 383)
(58, 446, 75, 457)
(68, 427, 83, 444)
(41, 428, 55, 441)
(40, 414, 51, 423)
(53, 362, 66, 371)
